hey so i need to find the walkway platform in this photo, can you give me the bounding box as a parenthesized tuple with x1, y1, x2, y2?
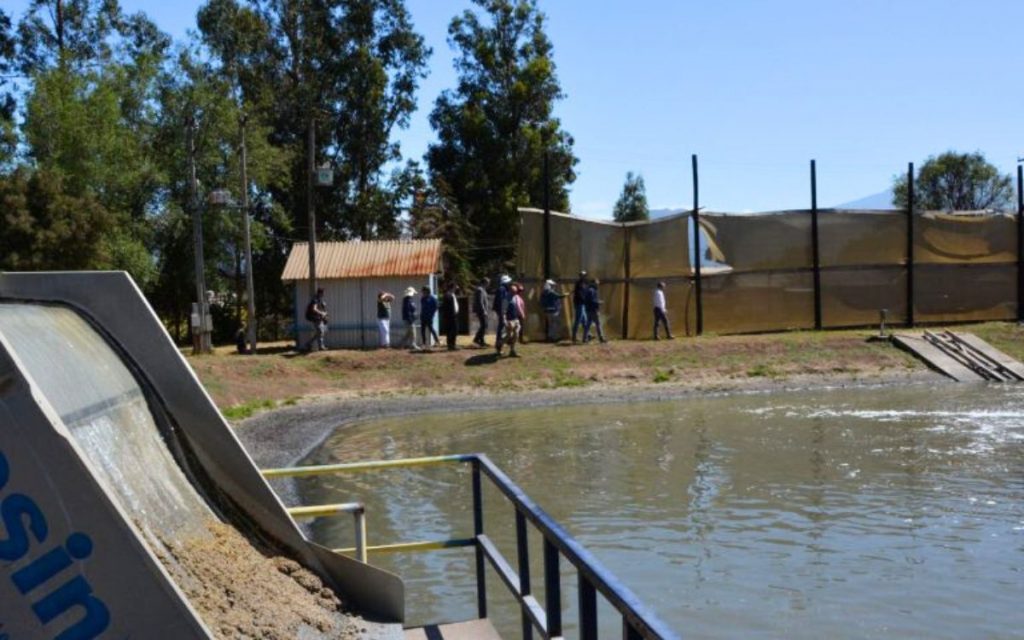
(892, 331, 1024, 382)
(405, 619, 502, 640)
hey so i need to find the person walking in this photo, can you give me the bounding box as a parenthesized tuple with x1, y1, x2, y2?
(571, 270, 589, 343)
(302, 287, 328, 352)
(377, 291, 394, 348)
(653, 281, 674, 340)
(472, 277, 490, 347)
(401, 287, 420, 351)
(540, 279, 568, 342)
(501, 284, 526, 358)
(440, 283, 460, 351)
(420, 286, 439, 348)
(493, 275, 511, 351)
(583, 278, 607, 343)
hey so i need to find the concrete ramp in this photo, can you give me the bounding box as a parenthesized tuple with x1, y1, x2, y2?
(892, 330, 1024, 382)
(0, 272, 404, 639)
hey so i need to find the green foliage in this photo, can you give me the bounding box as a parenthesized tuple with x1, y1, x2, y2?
(613, 172, 649, 222)
(427, 0, 577, 273)
(0, 10, 17, 166)
(893, 151, 1013, 211)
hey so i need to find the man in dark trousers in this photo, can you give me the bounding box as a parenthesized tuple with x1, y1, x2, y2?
(472, 277, 490, 347)
(571, 270, 589, 343)
(493, 274, 511, 351)
(583, 278, 607, 343)
(440, 282, 460, 351)
(420, 286, 439, 349)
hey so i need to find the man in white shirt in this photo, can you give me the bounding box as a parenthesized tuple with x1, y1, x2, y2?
(653, 281, 673, 340)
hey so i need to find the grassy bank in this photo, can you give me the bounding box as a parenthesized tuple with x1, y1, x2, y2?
(183, 323, 1024, 415)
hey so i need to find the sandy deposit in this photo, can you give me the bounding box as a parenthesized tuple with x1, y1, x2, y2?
(154, 522, 362, 640)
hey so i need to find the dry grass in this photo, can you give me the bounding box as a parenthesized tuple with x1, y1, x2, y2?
(183, 323, 965, 416)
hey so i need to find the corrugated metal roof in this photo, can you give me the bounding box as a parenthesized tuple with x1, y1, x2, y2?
(281, 239, 443, 280)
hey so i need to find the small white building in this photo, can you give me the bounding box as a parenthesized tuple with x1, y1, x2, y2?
(281, 239, 443, 349)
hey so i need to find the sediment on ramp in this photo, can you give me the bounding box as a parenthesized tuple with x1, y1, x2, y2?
(0, 303, 368, 639)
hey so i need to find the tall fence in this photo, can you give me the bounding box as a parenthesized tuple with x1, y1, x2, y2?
(516, 206, 1022, 339)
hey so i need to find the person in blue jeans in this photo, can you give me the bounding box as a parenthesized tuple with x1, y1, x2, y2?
(571, 270, 589, 343)
(583, 278, 607, 343)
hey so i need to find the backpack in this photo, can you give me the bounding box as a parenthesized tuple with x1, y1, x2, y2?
(305, 300, 319, 322)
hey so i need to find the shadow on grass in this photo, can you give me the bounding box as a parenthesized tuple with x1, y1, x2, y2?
(464, 353, 501, 366)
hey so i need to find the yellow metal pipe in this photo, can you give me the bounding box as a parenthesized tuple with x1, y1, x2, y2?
(286, 502, 364, 519)
(261, 454, 477, 479)
(335, 537, 476, 556)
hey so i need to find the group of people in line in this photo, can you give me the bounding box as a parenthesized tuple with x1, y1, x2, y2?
(302, 272, 674, 354)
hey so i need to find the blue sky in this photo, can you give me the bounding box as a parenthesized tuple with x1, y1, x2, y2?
(7, 0, 1024, 216)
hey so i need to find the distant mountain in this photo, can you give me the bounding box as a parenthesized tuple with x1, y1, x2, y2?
(649, 208, 686, 219)
(834, 189, 896, 210)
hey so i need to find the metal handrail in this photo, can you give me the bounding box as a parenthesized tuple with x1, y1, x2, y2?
(286, 502, 367, 562)
(263, 453, 678, 640)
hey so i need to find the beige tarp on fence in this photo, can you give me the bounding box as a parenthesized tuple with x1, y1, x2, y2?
(517, 208, 1019, 338)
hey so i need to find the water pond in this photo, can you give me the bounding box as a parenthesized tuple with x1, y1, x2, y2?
(298, 384, 1024, 639)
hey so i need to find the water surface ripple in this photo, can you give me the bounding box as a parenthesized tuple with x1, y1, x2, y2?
(300, 384, 1024, 639)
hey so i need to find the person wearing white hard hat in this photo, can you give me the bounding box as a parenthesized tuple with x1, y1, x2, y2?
(400, 287, 421, 350)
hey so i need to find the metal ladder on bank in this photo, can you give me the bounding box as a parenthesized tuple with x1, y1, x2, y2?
(922, 331, 1024, 382)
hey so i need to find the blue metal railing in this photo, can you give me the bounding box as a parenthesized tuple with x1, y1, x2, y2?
(263, 453, 678, 640)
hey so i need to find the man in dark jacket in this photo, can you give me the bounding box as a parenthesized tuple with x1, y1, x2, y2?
(440, 283, 460, 351)
(583, 278, 607, 343)
(472, 277, 490, 347)
(571, 270, 589, 343)
(420, 286, 439, 348)
(401, 287, 420, 351)
(493, 274, 511, 351)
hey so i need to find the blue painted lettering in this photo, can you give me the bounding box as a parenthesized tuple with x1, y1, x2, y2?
(0, 450, 111, 639)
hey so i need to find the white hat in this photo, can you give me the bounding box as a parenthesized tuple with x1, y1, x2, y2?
(405, 287, 417, 297)
(545, 279, 555, 287)
(500, 275, 512, 284)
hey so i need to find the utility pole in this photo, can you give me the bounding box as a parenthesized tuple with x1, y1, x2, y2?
(240, 115, 257, 354)
(306, 118, 318, 299)
(187, 115, 211, 354)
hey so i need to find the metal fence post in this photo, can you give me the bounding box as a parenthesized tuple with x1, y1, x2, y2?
(906, 162, 915, 327)
(543, 151, 552, 282)
(543, 539, 562, 637)
(810, 159, 822, 330)
(622, 226, 631, 340)
(578, 573, 598, 640)
(515, 511, 533, 640)
(691, 154, 704, 336)
(472, 459, 487, 619)
(1017, 164, 1023, 323)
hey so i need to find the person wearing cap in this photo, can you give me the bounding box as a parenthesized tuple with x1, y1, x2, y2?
(540, 279, 568, 342)
(493, 275, 511, 351)
(401, 287, 421, 351)
(472, 277, 491, 347)
(653, 281, 674, 340)
(377, 290, 395, 348)
(420, 286, 439, 348)
(302, 287, 328, 352)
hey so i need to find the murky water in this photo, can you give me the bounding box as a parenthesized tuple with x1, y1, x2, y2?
(298, 385, 1024, 639)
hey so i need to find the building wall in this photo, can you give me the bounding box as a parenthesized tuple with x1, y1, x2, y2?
(293, 275, 437, 349)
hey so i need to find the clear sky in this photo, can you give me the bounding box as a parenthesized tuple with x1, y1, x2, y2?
(7, 0, 1024, 216)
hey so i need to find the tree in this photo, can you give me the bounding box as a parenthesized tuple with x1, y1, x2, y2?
(893, 151, 1014, 211)
(0, 9, 17, 165)
(197, 0, 429, 241)
(427, 0, 577, 273)
(613, 172, 649, 222)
